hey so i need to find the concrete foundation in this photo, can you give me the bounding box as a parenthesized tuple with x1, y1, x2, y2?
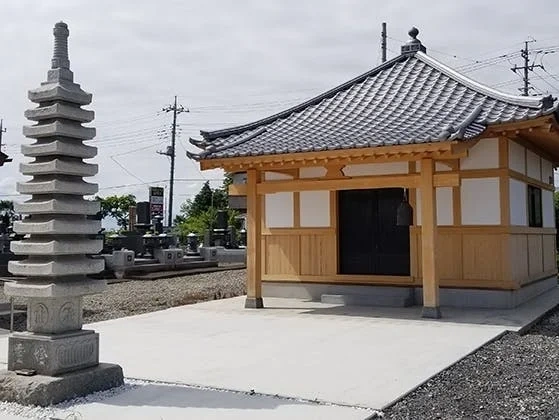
(263, 276, 558, 309)
(0, 363, 123, 407)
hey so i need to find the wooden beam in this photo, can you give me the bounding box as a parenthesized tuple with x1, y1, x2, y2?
(245, 169, 263, 308)
(256, 172, 459, 194)
(420, 158, 441, 318)
(200, 142, 463, 171)
(228, 184, 247, 196)
(499, 137, 510, 226)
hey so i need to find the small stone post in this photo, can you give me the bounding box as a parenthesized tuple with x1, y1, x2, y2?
(0, 22, 124, 406)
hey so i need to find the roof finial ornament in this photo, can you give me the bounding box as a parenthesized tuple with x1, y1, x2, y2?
(401, 26, 427, 55)
(52, 21, 70, 69)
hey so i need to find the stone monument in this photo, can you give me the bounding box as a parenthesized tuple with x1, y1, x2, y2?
(0, 22, 124, 406)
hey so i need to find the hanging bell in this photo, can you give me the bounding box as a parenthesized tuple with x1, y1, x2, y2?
(396, 189, 413, 226)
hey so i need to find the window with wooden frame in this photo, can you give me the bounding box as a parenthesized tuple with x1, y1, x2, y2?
(528, 185, 542, 227)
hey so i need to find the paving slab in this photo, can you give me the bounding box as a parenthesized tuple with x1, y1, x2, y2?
(0, 288, 556, 417)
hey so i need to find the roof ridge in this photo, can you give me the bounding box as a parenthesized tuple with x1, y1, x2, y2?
(415, 52, 554, 109)
(199, 54, 410, 141)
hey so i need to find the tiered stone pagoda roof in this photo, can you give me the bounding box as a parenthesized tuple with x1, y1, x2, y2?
(8, 21, 103, 278)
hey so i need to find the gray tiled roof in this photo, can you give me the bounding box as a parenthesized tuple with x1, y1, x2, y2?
(189, 51, 557, 161)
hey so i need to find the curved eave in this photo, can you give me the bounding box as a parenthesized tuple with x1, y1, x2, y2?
(416, 52, 553, 109)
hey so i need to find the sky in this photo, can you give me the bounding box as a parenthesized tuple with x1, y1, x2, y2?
(1, 0, 559, 226)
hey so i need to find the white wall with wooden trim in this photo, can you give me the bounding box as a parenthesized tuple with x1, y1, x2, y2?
(461, 178, 500, 225)
(343, 162, 408, 177)
(526, 149, 541, 180)
(300, 191, 330, 227)
(509, 178, 527, 226)
(233, 135, 557, 293)
(460, 138, 499, 170)
(265, 192, 294, 227)
(415, 187, 454, 226)
(508, 141, 526, 174)
(300, 167, 327, 178)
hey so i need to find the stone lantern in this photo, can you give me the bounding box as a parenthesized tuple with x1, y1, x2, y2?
(0, 22, 123, 406)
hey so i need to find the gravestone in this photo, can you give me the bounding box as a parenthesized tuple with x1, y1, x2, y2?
(0, 22, 124, 406)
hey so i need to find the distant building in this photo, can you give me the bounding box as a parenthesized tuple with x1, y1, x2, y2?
(189, 29, 559, 317)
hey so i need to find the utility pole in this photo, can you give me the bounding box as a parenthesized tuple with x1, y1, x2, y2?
(158, 96, 188, 227)
(0, 119, 6, 147)
(511, 39, 543, 96)
(381, 22, 387, 63)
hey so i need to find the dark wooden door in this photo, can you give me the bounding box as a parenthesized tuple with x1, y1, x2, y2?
(338, 188, 410, 275)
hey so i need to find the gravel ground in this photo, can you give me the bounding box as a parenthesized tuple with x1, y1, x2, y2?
(383, 306, 559, 420)
(0, 269, 246, 331)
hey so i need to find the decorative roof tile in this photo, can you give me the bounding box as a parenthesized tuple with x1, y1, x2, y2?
(190, 51, 557, 161)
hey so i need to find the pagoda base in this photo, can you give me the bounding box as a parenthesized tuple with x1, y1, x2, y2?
(0, 363, 124, 406)
(8, 329, 99, 375)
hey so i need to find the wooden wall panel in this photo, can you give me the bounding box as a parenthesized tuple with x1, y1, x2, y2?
(437, 232, 462, 280)
(264, 235, 300, 275)
(300, 234, 336, 276)
(527, 235, 544, 280)
(462, 234, 502, 282)
(509, 234, 529, 285)
(543, 235, 557, 273)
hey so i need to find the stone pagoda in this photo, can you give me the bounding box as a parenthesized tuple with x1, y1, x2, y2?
(0, 22, 123, 406)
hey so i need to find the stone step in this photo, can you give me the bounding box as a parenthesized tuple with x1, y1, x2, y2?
(8, 256, 105, 277)
(25, 103, 94, 123)
(28, 81, 92, 105)
(11, 238, 103, 255)
(14, 217, 100, 235)
(23, 120, 95, 140)
(17, 178, 98, 196)
(22, 139, 96, 159)
(21, 158, 98, 177)
(15, 197, 100, 215)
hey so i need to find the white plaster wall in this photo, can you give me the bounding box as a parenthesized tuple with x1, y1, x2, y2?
(526, 150, 541, 181)
(435, 162, 452, 172)
(542, 189, 555, 228)
(541, 158, 554, 185)
(300, 191, 330, 227)
(509, 179, 527, 226)
(415, 187, 453, 226)
(460, 138, 499, 170)
(461, 178, 500, 225)
(508, 141, 526, 174)
(299, 167, 327, 178)
(264, 172, 293, 181)
(265, 193, 294, 228)
(343, 162, 408, 177)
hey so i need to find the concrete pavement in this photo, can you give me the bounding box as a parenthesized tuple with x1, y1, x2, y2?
(0, 288, 557, 419)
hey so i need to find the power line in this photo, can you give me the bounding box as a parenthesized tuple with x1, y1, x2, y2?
(109, 156, 145, 184)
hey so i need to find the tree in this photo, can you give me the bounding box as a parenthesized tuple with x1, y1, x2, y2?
(95, 194, 137, 230)
(174, 177, 241, 241)
(179, 181, 228, 219)
(0, 200, 14, 230)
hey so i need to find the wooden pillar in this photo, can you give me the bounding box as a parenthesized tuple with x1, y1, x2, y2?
(420, 158, 441, 318)
(245, 169, 264, 308)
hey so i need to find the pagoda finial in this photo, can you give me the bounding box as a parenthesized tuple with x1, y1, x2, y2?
(401, 26, 426, 55)
(51, 21, 70, 69)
